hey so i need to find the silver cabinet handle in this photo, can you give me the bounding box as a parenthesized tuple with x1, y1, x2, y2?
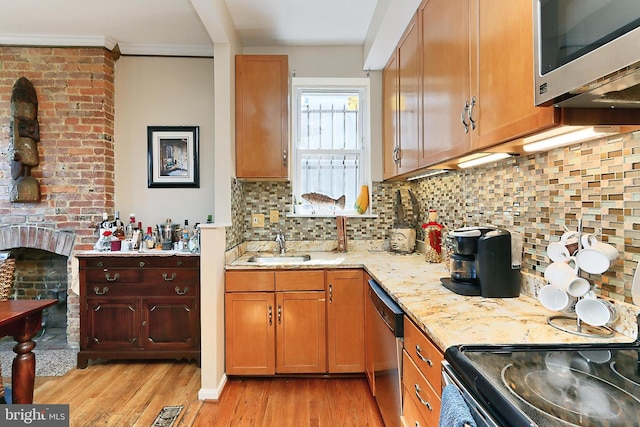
(415, 345, 433, 366)
(469, 96, 477, 130)
(94, 286, 109, 295)
(329, 284, 333, 303)
(461, 101, 469, 133)
(414, 384, 433, 411)
(162, 272, 177, 281)
(174, 286, 189, 295)
(96, 261, 104, 268)
(139, 261, 145, 267)
(283, 149, 288, 167)
(268, 305, 273, 325)
(105, 272, 119, 282)
(278, 304, 282, 324)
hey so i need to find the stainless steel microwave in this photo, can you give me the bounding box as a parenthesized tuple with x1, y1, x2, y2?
(533, 0, 640, 108)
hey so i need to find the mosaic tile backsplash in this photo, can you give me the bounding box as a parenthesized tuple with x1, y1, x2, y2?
(229, 130, 640, 305)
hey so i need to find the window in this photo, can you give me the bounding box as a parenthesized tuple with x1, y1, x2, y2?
(292, 78, 371, 216)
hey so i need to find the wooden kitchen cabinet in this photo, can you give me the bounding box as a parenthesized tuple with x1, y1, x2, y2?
(235, 55, 289, 179)
(326, 269, 365, 373)
(364, 272, 375, 394)
(467, 0, 558, 150)
(77, 255, 200, 368)
(225, 270, 326, 375)
(382, 51, 399, 180)
(402, 317, 444, 427)
(383, 15, 421, 179)
(420, 0, 471, 166)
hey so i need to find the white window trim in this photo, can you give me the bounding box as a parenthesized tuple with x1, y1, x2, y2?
(289, 77, 374, 218)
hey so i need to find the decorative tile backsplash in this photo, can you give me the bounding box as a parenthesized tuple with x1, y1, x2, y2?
(229, 130, 640, 304)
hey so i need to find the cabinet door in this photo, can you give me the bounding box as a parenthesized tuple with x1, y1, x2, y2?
(421, 0, 471, 166)
(397, 14, 421, 175)
(276, 291, 326, 374)
(143, 297, 199, 350)
(85, 299, 140, 349)
(225, 292, 276, 375)
(383, 52, 399, 180)
(326, 269, 365, 373)
(364, 272, 375, 395)
(235, 55, 289, 178)
(469, 0, 558, 150)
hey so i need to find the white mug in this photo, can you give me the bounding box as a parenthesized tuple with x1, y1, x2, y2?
(581, 233, 599, 248)
(544, 260, 578, 289)
(575, 297, 618, 326)
(538, 284, 577, 315)
(575, 242, 618, 275)
(546, 242, 571, 262)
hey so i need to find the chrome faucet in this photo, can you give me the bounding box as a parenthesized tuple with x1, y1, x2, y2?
(275, 231, 286, 254)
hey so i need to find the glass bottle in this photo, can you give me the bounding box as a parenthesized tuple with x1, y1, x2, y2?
(143, 226, 156, 250)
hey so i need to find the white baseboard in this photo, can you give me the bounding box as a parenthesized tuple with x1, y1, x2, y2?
(197, 374, 227, 401)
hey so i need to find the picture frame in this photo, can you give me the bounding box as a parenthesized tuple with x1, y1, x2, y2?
(147, 126, 200, 188)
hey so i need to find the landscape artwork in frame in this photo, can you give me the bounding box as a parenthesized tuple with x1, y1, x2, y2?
(147, 126, 200, 188)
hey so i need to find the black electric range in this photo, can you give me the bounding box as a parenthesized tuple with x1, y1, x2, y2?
(443, 317, 640, 427)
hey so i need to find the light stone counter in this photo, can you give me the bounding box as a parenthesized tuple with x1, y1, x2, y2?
(229, 250, 639, 352)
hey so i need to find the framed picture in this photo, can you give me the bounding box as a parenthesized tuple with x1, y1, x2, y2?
(147, 126, 200, 188)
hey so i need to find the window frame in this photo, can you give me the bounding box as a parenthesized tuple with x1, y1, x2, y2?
(290, 77, 372, 217)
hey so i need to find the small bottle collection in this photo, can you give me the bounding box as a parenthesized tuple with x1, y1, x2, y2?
(94, 211, 202, 254)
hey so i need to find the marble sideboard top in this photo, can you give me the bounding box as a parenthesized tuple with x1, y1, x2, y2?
(229, 248, 639, 351)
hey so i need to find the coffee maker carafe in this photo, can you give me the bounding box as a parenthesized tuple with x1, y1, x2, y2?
(441, 226, 522, 298)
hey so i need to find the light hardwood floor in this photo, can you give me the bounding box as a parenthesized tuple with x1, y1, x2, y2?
(24, 361, 384, 427)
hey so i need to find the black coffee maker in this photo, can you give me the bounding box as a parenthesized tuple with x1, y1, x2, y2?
(441, 226, 522, 297)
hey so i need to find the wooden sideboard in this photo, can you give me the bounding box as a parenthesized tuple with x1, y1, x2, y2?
(77, 255, 200, 368)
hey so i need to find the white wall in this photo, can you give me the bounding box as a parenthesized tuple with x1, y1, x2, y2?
(242, 45, 383, 182)
(114, 56, 215, 229)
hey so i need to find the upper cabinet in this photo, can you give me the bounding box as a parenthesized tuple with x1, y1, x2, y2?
(383, 17, 421, 179)
(384, 0, 639, 179)
(468, 0, 559, 151)
(420, 0, 472, 166)
(235, 55, 289, 179)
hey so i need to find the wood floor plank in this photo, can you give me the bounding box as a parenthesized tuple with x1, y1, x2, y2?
(29, 361, 382, 427)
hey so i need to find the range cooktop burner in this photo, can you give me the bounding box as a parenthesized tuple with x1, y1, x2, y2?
(501, 353, 640, 426)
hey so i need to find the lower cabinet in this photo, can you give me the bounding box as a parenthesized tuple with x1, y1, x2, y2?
(326, 269, 365, 373)
(402, 317, 444, 427)
(225, 268, 365, 376)
(78, 255, 201, 368)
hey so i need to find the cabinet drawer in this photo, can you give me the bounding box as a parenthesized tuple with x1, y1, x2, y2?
(404, 317, 444, 391)
(275, 270, 324, 291)
(85, 283, 198, 298)
(141, 256, 200, 268)
(85, 269, 141, 284)
(403, 351, 441, 427)
(80, 257, 148, 269)
(226, 270, 275, 292)
(142, 268, 199, 285)
(403, 385, 431, 427)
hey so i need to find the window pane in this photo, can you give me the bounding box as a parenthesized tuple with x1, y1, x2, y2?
(299, 153, 359, 212)
(298, 92, 360, 150)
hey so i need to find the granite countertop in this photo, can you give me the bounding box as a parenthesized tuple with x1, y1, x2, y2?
(229, 250, 638, 351)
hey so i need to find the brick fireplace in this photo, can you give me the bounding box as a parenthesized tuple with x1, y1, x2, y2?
(0, 46, 117, 347)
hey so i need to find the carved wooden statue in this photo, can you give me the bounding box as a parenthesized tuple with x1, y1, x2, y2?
(9, 77, 41, 202)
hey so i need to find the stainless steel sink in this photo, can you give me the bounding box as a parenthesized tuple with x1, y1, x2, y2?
(247, 254, 311, 263)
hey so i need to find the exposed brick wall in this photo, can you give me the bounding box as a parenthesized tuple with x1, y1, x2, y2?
(0, 46, 117, 347)
(0, 46, 116, 248)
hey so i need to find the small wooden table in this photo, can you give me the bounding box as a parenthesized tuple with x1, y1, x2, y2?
(0, 299, 58, 403)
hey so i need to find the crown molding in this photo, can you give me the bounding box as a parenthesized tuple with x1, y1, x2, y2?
(117, 43, 213, 57)
(0, 34, 214, 57)
(0, 34, 118, 50)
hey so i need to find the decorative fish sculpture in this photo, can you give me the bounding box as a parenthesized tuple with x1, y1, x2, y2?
(301, 192, 346, 210)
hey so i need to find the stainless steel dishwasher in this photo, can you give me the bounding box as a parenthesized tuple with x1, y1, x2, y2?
(368, 279, 404, 427)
